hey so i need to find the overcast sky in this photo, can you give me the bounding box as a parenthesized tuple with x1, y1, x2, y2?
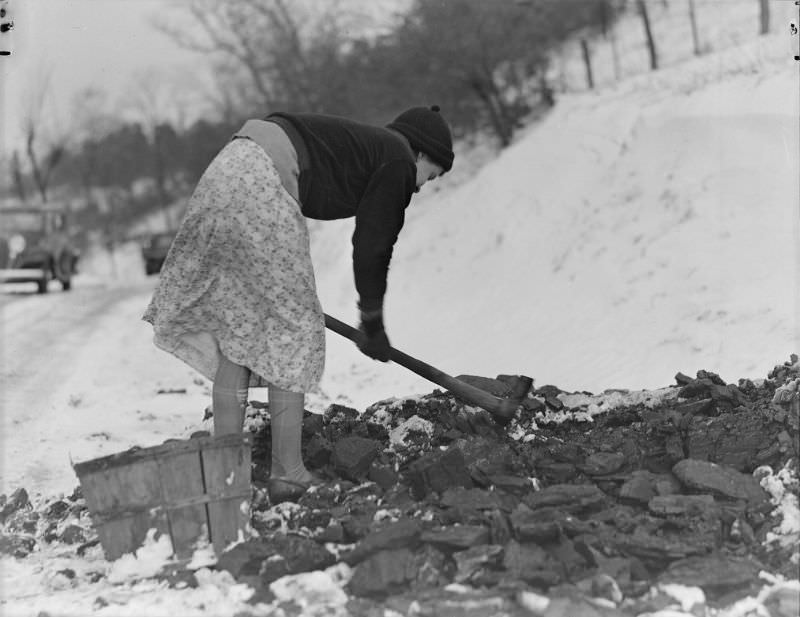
(0, 0, 203, 155)
(0, 0, 410, 159)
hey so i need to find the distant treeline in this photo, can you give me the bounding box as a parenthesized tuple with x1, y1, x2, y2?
(157, 0, 619, 146)
(51, 119, 238, 200)
(4, 0, 776, 238)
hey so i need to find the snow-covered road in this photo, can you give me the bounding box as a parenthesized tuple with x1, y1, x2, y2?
(1, 276, 212, 498)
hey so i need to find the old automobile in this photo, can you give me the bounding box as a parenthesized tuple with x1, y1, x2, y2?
(141, 230, 176, 275)
(0, 206, 80, 293)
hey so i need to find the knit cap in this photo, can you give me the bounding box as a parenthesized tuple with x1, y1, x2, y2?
(387, 105, 454, 172)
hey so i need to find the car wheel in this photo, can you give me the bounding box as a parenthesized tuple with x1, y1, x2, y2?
(57, 253, 73, 291)
(37, 267, 51, 294)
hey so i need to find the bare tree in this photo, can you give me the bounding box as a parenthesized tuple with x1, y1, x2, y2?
(607, 17, 622, 81)
(637, 0, 659, 70)
(123, 67, 199, 229)
(69, 87, 119, 207)
(688, 0, 701, 56)
(195, 76, 241, 127)
(71, 87, 119, 141)
(391, 0, 553, 146)
(126, 67, 198, 133)
(10, 151, 27, 203)
(21, 69, 67, 203)
(758, 0, 770, 35)
(153, 0, 368, 117)
(595, 0, 626, 83)
(580, 39, 595, 89)
(154, 0, 309, 113)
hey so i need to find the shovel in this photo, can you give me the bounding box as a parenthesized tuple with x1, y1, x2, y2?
(324, 313, 532, 425)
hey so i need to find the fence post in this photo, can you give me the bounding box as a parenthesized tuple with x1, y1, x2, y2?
(637, 0, 659, 70)
(688, 0, 701, 55)
(758, 0, 770, 35)
(580, 39, 595, 89)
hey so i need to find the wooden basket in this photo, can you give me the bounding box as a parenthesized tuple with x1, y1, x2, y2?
(73, 433, 252, 560)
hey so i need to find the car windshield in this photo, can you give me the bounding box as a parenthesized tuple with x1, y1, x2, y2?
(0, 211, 45, 233)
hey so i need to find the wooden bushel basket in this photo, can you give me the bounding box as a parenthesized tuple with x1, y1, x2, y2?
(73, 433, 252, 561)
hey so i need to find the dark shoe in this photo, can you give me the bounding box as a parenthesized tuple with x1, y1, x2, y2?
(267, 473, 325, 504)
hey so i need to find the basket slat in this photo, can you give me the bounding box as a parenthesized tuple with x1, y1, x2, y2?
(156, 449, 208, 559)
(202, 438, 252, 555)
(79, 458, 169, 559)
(74, 434, 252, 560)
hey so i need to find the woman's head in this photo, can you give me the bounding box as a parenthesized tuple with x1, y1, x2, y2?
(413, 152, 444, 191)
(387, 105, 454, 189)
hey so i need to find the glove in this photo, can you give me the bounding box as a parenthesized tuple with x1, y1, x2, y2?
(356, 300, 391, 362)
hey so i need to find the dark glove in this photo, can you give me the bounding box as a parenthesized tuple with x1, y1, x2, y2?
(357, 300, 391, 362)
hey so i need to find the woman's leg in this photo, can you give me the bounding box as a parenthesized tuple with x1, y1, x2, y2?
(213, 355, 250, 435)
(268, 385, 313, 483)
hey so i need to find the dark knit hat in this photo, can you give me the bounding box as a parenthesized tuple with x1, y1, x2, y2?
(387, 105, 454, 172)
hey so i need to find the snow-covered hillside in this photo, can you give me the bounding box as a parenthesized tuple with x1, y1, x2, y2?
(311, 25, 798, 411)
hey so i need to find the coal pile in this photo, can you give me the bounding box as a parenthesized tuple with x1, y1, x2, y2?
(242, 355, 800, 615)
(2, 356, 798, 616)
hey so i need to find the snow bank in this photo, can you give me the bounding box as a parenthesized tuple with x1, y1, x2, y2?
(313, 35, 798, 411)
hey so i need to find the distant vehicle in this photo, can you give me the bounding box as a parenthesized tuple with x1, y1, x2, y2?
(0, 206, 80, 293)
(141, 231, 176, 275)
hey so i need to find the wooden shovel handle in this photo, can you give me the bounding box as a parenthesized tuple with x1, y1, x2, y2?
(323, 313, 518, 418)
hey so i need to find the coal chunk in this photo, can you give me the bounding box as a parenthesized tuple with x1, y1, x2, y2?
(659, 553, 763, 592)
(580, 451, 626, 476)
(332, 436, 382, 481)
(406, 448, 473, 500)
(348, 548, 415, 597)
(672, 459, 768, 503)
(217, 536, 335, 585)
(344, 518, 422, 566)
(304, 433, 332, 468)
(452, 544, 504, 584)
(0, 488, 30, 523)
(648, 494, 719, 517)
(420, 525, 490, 552)
(524, 483, 607, 513)
(502, 540, 561, 587)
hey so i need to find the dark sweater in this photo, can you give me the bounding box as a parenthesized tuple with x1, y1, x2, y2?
(267, 112, 417, 306)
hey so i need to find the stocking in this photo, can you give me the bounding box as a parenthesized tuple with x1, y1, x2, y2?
(268, 385, 312, 483)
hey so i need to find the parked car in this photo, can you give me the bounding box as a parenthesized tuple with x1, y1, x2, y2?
(0, 206, 80, 293)
(141, 231, 176, 275)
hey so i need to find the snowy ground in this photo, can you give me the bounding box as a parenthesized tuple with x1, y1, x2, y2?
(1, 5, 798, 615)
(312, 32, 799, 411)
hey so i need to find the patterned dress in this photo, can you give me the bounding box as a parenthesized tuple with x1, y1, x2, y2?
(142, 138, 325, 392)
